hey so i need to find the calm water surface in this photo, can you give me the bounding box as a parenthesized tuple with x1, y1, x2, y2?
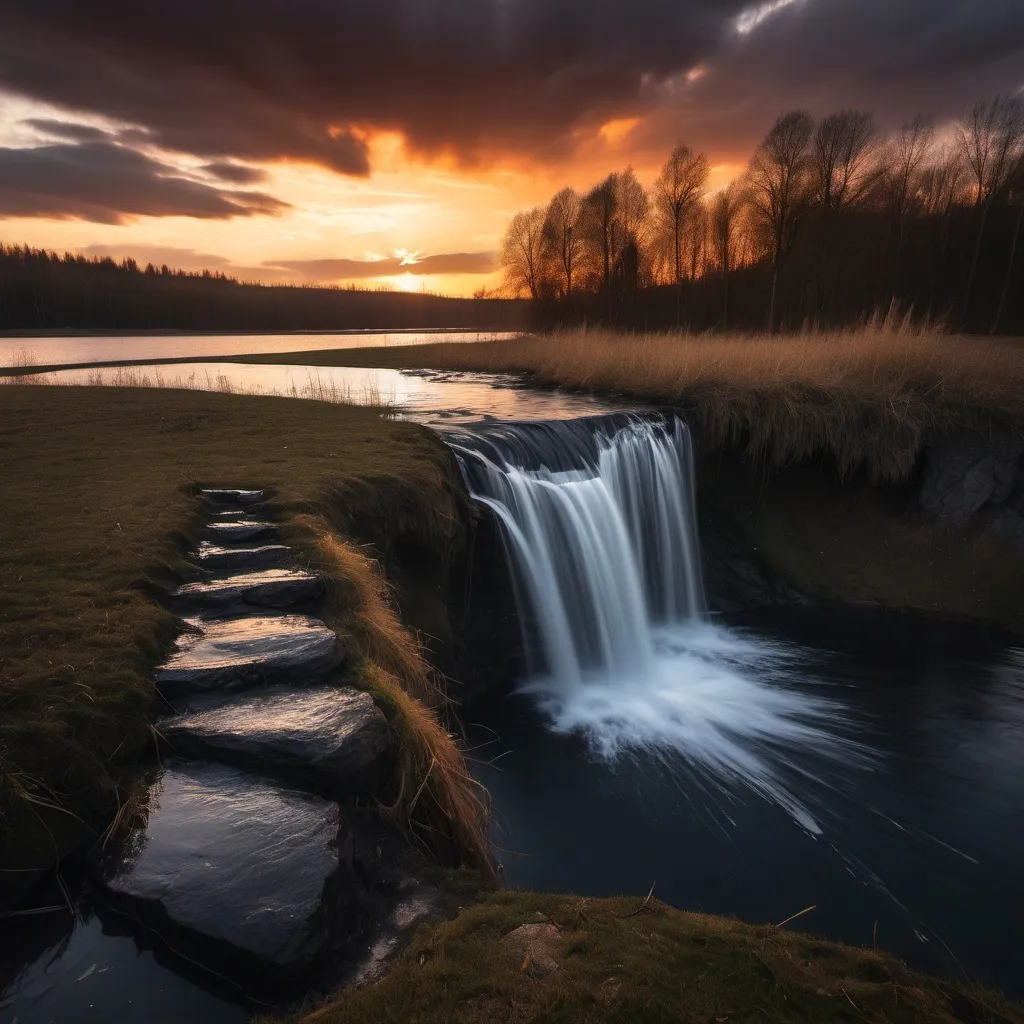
(0, 330, 516, 369)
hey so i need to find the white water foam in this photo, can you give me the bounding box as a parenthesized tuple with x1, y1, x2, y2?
(450, 413, 865, 833)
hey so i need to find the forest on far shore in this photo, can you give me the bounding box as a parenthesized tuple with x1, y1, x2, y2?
(0, 245, 529, 333)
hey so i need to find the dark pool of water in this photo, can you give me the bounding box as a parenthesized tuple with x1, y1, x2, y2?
(0, 887, 255, 1023)
(466, 605, 1024, 996)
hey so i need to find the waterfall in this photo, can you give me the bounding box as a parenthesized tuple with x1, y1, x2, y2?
(447, 411, 866, 835)
(449, 413, 706, 684)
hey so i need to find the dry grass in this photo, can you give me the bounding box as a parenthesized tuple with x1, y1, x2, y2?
(255, 318, 1024, 481)
(265, 891, 1022, 1024)
(302, 524, 496, 881)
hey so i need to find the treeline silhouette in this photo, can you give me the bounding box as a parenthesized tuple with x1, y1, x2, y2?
(0, 246, 528, 332)
(502, 96, 1024, 334)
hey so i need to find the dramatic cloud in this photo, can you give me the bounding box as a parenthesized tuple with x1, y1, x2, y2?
(0, 0, 1020, 181)
(275, 252, 496, 281)
(0, 140, 289, 223)
(200, 162, 271, 185)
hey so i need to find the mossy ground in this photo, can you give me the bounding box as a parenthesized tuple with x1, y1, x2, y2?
(0, 385, 465, 900)
(265, 891, 1021, 1024)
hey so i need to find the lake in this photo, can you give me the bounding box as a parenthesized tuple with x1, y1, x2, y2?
(0, 329, 516, 371)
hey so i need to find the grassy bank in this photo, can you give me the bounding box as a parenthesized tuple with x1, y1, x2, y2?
(237, 322, 1024, 481)
(265, 891, 1021, 1024)
(0, 385, 486, 903)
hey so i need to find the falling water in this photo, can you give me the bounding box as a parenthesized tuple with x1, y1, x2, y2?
(448, 412, 864, 834)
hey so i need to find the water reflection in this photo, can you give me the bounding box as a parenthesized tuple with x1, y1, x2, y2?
(0, 330, 516, 370)
(21, 362, 623, 424)
(0, 897, 253, 1024)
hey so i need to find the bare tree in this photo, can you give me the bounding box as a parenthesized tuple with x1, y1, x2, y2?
(956, 95, 1024, 326)
(654, 143, 710, 285)
(542, 186, 584, 298)
(745, 109, 814, 331)
(887, 115, 934, 250)
(813, 110, 878, 216)
(710, 184, 743, 328)
(500, 206, 546, 300)
(616, 167, 651, 258)
(581, 174, 619, 289)
(992, 149, 1024, 334)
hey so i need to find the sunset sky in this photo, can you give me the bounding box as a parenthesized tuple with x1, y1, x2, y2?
(0, 0, 1021, 296)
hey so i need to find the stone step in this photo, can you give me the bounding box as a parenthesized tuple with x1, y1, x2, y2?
(209, 508, 251, 522)
(204, 520, 277, 544)
(200, 488, 267, 507)
(173, 568, 325, 610)
(155, 613, 342, 699)
(163, 685, 391, 794)
(97, 759, 354, 998)
(197, 541, 292, 571)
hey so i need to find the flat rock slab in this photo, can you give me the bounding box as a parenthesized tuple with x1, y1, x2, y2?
(98, 759, 352, 994)
(174, 568, 325, 609)
(155, 614, 341, 698)
(209, 508, 251, 522)
(201, 488, 267, 507)
(197, 541, 293, 571)
(205, 520, 277, 543)
(163, 685, 391, 793)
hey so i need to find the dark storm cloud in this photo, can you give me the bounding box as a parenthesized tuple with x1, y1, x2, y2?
(200, 162, 270, 185)
(0, 0, 747, 171)
(648, 0, 1024, 159)
(276, 252, 496, 280)
(0, 141, 290, 223)
(22, 118, 112, 143)
(0, 0, 1021, 177)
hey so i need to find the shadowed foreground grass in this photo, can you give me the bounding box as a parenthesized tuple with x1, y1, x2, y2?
(265, 891, 1021, 1024)
(0, 385, 483, 901)
(241, 321, 1024, 481)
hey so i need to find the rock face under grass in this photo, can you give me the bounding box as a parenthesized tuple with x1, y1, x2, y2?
(99, 759, 353, 995)
(154, 613, 342, 698)
(163, 685, 392, 793)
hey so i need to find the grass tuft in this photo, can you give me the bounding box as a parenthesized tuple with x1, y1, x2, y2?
(299, 521, 496, 881)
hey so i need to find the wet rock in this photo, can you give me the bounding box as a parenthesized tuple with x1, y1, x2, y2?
(98, 760, 353, 996)
(920, 431, 1023, 524)
(155, 614, 341, 698)
(197, 541, 292, 571)
(174, 568, 325, 610)
(205, 520, 277, 543)
(201, 488, 266, 507)
(209, 508, 251, 522)
(163, 685, 391, 793)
